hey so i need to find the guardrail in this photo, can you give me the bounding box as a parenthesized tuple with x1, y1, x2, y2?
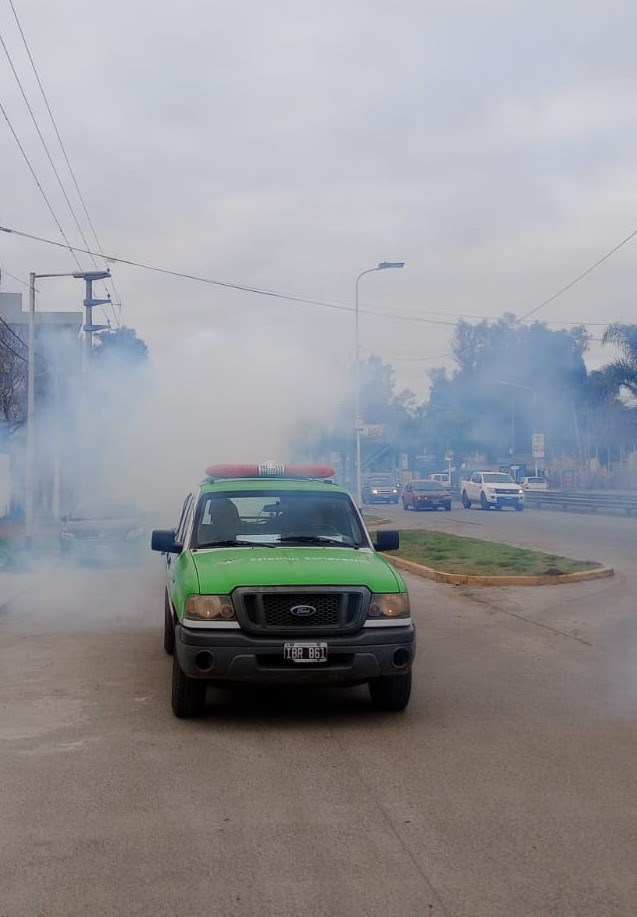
(524, 490, 637, 517)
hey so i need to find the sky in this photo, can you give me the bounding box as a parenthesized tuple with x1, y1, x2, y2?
(2, 0, 637, 409)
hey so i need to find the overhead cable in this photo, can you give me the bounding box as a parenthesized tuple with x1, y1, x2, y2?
(6, 0, 122, 320)
(519, 225, 637, 322)
(0, 23, 118, 325)
(0, 98, 84, 272)
(0, 224, 459, 327)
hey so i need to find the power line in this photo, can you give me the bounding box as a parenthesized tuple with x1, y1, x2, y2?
(0, 224, 461, 327)
(0, 97, 84, 272)
(6, 0, 121, 322)
(0, 330, 28, 362)
(0, 24, 118, 327)
(0, 312, 29, 350)
(0, 266, 31, 288)
(518, 225, 637, 322)
(0, 223, 633, 334)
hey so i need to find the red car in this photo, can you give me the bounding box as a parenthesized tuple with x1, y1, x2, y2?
(402, 480, 452, 512)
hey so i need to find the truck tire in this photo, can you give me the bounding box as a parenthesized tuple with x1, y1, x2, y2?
(369, 671, 411, 711)
(515, 503, 524, 512)
(461, 491, 471, 509)
(480, 492, 490, 510)
(171, 653, 207, 718)
(164, 592, 175, 656)
(444, 501, 451, 511)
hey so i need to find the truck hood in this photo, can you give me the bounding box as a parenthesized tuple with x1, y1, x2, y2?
(191, 546, 403, 594)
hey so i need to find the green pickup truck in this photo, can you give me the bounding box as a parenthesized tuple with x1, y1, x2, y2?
(151, 464, 415, 717)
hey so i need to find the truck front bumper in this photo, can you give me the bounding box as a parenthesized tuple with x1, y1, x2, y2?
(175, 624, 416, 685)
(490, 495, 523, 507)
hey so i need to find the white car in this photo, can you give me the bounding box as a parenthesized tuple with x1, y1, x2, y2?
(520, 476, 548, 492)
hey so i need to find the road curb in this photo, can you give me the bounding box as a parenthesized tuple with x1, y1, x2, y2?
(386, 555, 615, 587)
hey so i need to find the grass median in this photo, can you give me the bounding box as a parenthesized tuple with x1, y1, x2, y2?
(387, 530, 601, 577)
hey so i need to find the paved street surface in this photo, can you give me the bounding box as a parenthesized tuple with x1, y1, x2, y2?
(377, 499, 637, 570)
(2, 515, 637, 917)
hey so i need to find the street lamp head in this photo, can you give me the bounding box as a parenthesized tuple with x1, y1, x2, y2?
(72, 271, 111, 281)
(377, 261, 405, 270)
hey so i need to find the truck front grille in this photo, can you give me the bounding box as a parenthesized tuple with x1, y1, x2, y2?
(237, 589, 367, 634)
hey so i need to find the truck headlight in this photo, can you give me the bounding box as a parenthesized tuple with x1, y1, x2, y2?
(517, 489, 524, 495)
(371, 488, 379, 495)
(185, 595, 235, 621)
(368, 593, 410, 619)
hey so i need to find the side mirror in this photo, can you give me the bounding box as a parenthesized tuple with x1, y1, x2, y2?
(375, 530, 399, 552)
(151, 529, 181, 554)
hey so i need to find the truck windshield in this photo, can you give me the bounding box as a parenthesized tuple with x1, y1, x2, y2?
(483, 473, 515, 483)
(193, 490, 368, 548)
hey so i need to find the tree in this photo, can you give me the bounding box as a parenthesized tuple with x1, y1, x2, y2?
(93, 327, 148, 365)
(600, 323, 637, 401)
(428, 317, 591, 463)
(0, 326, 27, 425)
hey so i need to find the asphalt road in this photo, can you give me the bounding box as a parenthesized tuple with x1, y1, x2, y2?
(372, 498, 637, 571)
(1, 533, 637, 917)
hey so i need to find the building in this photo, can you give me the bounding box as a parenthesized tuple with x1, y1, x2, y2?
(0, 291, 83, 520)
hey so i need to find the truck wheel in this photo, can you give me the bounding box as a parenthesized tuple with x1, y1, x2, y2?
(461, 491, 471, 509)
(171, 653, 207, 718)
(515, 503, 524, 512)
(402, 501, 409, 510)
(444, 501, 451, 511)
(480, 492, 490, 511)
(164, 591, 175, 655)
(369, 671, 411, 711)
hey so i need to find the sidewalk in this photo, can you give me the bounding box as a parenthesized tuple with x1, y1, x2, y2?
(0, 520, 58, 608)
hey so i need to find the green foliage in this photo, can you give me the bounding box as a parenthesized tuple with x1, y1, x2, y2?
(93, 327, 148, 364)
(294, 315, 637, 477)
(600, 323, 637, 399)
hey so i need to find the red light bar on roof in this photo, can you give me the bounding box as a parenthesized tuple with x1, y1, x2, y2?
(205, 464, 335, 479)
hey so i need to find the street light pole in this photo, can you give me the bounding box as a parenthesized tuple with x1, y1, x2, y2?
(24, 273, 36, 546)
(23, 269, 110, 546)
(495, 380, 537, 476)
(354, 261, 404, 507)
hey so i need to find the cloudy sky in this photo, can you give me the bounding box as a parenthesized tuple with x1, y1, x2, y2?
(2, 0, 637, 407)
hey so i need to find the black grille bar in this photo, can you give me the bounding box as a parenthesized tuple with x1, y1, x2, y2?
(235, 588, 368, 635)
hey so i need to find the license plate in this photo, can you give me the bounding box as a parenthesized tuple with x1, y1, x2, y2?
(283, 642, 328, 663)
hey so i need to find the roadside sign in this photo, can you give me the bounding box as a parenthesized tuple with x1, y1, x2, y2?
(532, 433, 545, 459)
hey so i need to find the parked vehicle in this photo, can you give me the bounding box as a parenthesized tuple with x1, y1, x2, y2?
(403, 480, 451, 512)
(460, 471, 525, 512)
(520, 476, 548, 492)
(59, 499, 147, 564)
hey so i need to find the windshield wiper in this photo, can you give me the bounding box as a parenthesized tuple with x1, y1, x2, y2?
(278, 535, 359, 548)
(195, 539, 275, 549)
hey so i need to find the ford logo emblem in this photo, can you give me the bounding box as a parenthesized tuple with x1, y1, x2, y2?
(290, 604, 317, 617)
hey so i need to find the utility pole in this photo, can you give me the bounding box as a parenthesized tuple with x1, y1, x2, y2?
(75, 271, 110, 370)
(24, 273, 36, 547)
(23, 269, 110, 546)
